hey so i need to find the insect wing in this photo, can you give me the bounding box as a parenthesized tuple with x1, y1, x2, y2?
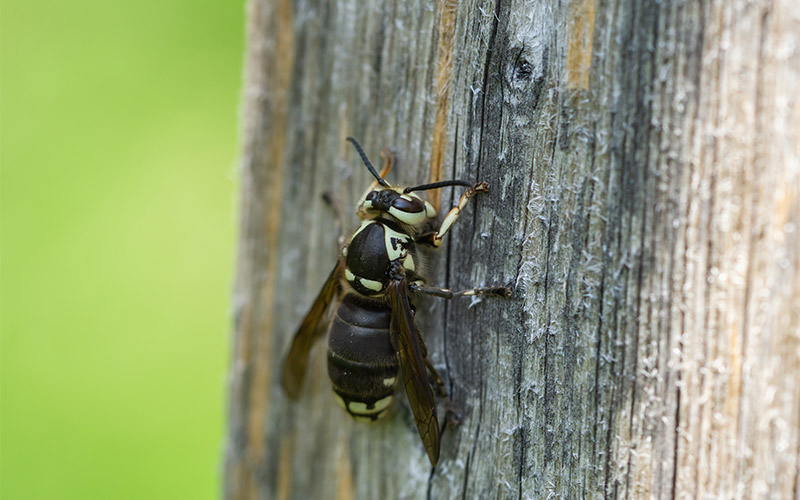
(387, 279, 440, 466)
(280, 260, 343, 398)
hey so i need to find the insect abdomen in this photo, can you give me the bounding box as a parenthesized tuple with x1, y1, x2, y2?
(327, 294, 398, 421)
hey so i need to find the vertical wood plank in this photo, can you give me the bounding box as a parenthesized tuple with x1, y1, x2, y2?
(226, 1, 800, 498)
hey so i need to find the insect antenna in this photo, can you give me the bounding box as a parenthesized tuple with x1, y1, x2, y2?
(347, 137, 390, 187)
(403, 180, 473, 193)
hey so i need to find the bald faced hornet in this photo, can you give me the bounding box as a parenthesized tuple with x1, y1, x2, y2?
(281, 137, 510, 466)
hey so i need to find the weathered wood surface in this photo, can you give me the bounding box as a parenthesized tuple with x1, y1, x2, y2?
(225, 1, 800, 498)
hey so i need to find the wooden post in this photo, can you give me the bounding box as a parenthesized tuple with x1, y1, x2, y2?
(224, 1, 800, 498)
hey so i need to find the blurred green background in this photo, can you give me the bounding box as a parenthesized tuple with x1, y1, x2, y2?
(1, 0, 243, 498)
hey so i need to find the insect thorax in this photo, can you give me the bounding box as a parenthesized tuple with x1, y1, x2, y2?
(343, 219, 417, 297)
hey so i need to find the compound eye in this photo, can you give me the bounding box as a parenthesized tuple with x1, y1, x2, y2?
(362, 190, 381, 211)
(392, 196, 424, 214)
(389, 195, 429, 225)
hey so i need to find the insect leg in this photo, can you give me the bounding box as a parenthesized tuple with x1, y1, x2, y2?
(429, 181, 489, 247)
(378, 148, 395, 178)
(321, 192, 346, 245)
(409, 283, 512, 299)
(425, 358, 460, 429)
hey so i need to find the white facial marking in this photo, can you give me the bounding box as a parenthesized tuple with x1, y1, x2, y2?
(403, 254, 415, 271)
(382, 377, 396, 388)
(424, 201, 436, 218)
(388, 206, 426, 226)
(360, 277, 383, 291)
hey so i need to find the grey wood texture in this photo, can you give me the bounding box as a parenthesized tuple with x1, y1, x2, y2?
(225, 0, 800, 498)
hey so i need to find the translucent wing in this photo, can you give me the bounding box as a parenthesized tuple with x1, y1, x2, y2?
(387, 278, 440, 466)
(280, 260, 343, 398)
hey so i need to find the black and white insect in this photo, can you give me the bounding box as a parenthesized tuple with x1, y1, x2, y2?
(281, 137, 510, 466)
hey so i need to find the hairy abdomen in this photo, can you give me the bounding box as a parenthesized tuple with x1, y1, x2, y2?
(327, 294, 398, 421)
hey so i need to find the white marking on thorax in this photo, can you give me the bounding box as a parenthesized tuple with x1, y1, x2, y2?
(349, 220, 374, 242)
(383, 225, 411, 262)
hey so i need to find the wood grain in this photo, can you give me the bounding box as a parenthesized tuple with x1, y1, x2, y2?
(225, 1, 800, 498)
